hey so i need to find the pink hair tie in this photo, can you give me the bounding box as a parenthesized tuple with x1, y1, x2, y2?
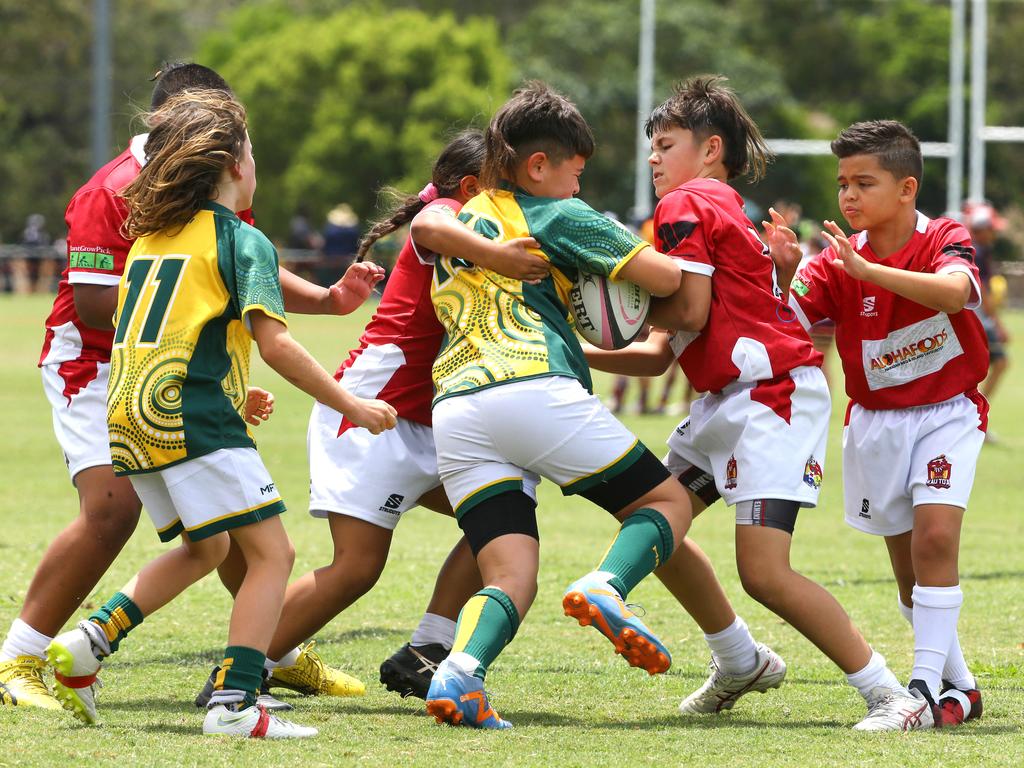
(418, 182, 440, 203)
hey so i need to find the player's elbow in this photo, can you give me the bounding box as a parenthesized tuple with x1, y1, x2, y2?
(409, 216, 442, 251)
(645, 265, 682, 297)
(650, 297, 707, 333)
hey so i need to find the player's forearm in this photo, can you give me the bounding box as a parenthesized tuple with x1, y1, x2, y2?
(73, 284, 119, 329)
(863, 264, 971, 314)
(411, 213, 492, 262)
(647, 272, 711, 331)
(279, 266, 332, 315)
(584, 340, 673, 376)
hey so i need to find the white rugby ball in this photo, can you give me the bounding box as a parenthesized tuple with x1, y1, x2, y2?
(568, 272, 650, 350)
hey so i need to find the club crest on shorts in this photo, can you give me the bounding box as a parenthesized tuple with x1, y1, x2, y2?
(926, 455, 952, 489)
(803, 456, 822, 490)
(725, 455, 738, 490)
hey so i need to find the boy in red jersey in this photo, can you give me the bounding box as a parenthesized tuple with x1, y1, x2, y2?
(775, 120, 987, 727)
(588, 77, 930, 731)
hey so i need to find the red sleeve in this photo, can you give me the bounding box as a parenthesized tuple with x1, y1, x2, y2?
(790, 249, 839, 328)
(409, 197, 463, 264)
(929, 220, 982, 309)
(65, 187, 133, 286)
(652, 188, 720, 276)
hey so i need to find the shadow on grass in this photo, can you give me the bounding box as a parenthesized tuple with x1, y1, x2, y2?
(818, 569, 1024, 587)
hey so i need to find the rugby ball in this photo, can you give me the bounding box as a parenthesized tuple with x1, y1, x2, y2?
(568, 272, 650, 350)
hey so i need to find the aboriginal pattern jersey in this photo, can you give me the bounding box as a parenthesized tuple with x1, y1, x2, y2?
(431, 187, 647, 405)
(107, 202, 286, 474)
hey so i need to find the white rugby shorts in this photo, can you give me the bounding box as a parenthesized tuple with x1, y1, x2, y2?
(41, 361, 112, 481)
(843, 392, 986, 536)
(432, 376, 645, 518)
(664, 365, 831, 510)
(307, 401, 441, 530)
(129, 447, 285, 542)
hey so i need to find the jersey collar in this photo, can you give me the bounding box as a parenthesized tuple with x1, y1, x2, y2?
(130, 133, 149, 167)
(854, 210, 929, 250)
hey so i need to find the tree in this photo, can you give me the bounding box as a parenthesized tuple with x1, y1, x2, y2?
(198, 2, 510, 239)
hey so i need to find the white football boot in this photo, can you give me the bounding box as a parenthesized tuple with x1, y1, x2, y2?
(679, 642, 787, 714)
(853, 686, 935, 731)
(46, 621, 105, 724)
(203, 703, 318, 738)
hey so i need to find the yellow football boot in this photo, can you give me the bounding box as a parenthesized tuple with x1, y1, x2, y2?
(267, 642, 365, 697)
(0, 655, 63, 710)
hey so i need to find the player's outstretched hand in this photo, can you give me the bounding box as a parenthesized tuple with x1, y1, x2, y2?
(244, 386, 275, 426)
(494, 237, 550, 284)
(822, 220, 873, 281)
(763, 207, 802, 279)
(328, 261, 387, 315)
(348, 397, 398, 435)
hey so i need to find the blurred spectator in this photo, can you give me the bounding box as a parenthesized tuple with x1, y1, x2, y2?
(8, 213, 59, 294)
(965, 203, 1010, 438)
(320, 203, 361, 284)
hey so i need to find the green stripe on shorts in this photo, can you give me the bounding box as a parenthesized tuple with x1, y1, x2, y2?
(186, 499, 287, 540)
(454, 479, 523, 521)
(561, 440, 646, 496)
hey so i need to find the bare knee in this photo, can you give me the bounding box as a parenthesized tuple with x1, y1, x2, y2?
(79, 487, 141, 546)
(737, 560, 789, 609)
(185, 532, 231, 571)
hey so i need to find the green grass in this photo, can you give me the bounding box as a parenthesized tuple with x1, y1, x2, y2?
(0, 293, 1021, 766)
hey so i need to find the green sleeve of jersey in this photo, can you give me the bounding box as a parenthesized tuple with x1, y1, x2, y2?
(233, 226, 287, 325)
(524, 197, 647, 277)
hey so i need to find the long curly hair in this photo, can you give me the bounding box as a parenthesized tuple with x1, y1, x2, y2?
(122, 89, 247, 238)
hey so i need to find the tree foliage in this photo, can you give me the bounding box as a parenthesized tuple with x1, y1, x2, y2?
(198, 2, 509, 237)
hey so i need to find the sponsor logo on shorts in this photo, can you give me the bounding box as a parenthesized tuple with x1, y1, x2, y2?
(926, 455, 952, 489)
(861, 295, 878, 317)
(860, 498, 871, 519)
(724, 455, 738, 490)
(259, 483, 276, 495)
(803, 456, 822, 489)
(379, 493, 405, 515)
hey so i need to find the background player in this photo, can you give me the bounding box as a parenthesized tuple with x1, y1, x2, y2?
(775, 120, 987, 727)
(45, 89, 396, 738)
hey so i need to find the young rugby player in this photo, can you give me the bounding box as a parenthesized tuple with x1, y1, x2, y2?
(44, 90, 396, 738)
(587, 77, 931, 730)
(411, 82, 702, 729)
(775, 120, 987, 727)
(193, 130, 552, 707)
(0, 64, 373, 712)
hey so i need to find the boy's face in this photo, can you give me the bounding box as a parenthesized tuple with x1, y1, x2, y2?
(836, 153, 915, 231)
(523, 153, 585, 199)
(649, 127, 707, 198)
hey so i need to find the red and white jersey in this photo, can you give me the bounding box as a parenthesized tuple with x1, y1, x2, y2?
(334, 197, 461, 427)
(39, 133, 255, 395)
(655, 178, 821, 393)
(789, 212, 987, 410)
(39, 135, 147, 369)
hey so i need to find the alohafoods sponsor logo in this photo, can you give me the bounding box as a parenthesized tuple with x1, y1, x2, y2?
(862, 313, 963, 391)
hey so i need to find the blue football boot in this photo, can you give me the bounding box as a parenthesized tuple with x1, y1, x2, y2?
(563, 573, 671, 674)
(425, 659, 511, 729)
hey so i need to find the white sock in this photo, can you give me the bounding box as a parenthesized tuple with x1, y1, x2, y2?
(846, 650, 903, 702)
(704, 616, 758, 674)
(911, 584, 963, 700)
(265, 646, 300, 671)
(410, 613, 457, 649)
(897, 596, 914, 625)
(447, 650, 481, 677)
(0, 618, 53, 662)
(899, 592, 975, 691)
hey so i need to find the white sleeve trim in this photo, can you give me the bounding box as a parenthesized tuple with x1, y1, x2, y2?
(789, 293, 813, 331)
(68, 271, 121, 287)
(938, 264, 982, 310)
(674, 258, 714, 277)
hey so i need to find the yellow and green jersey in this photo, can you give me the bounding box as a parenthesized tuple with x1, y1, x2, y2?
(431, 187, 646, 404)
(108, 201, 286, 474)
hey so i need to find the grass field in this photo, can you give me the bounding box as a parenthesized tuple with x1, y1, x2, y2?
(1, 293, 1022, 767)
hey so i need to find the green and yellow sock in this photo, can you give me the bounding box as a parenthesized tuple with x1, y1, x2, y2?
(213, 645, 266, 708)
(450, 588, 520, 680)
(596, 507, 674, 599)
(87, 591, 144, 654)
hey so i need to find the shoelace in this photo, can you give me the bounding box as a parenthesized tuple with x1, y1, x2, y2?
(11, 658, 51, 695)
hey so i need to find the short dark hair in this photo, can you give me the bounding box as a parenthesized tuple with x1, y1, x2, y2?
(831, 120, 923, 185)
(480, 81, 595, 190)
(149, 62, 232, 109)
(645, 75, 772, 181)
